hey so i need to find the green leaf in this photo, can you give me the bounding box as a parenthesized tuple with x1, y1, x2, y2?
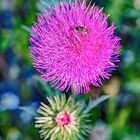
(84, 95, 110, 113)
(18, 106, 37, 116)
(21, 25, 32, 33)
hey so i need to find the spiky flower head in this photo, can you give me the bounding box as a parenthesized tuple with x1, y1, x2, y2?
(30, 0, 121, 94)
(35, 95, 89, 140)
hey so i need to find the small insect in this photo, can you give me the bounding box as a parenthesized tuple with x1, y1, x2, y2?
(75, 26, 88, 34)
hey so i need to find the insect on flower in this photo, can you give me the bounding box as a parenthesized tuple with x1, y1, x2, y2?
(75, 26, 89, 34)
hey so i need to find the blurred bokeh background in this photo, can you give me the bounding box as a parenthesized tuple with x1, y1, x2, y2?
(0, 0, 140, 139)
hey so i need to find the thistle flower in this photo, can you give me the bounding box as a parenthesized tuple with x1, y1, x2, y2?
(30, 0, 121, 94)
(35, 95, 89, 140)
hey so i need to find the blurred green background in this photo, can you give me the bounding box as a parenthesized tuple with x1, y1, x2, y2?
(0, 0, 140, 140)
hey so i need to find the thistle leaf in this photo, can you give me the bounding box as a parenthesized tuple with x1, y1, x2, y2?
(84, 95, 110, 113)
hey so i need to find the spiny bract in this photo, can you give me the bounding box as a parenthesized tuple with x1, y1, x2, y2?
(35, 95, 90, 140)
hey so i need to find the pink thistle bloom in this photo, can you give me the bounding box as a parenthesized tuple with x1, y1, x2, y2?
(56, 111, 71, 126)
(30, 0, 121, 94)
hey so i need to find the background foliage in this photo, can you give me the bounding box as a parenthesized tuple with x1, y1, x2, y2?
(0, 0, 140, 139)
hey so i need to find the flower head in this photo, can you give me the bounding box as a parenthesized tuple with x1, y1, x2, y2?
(30, 0, 121, 94)
(35, 95, 89, 140)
